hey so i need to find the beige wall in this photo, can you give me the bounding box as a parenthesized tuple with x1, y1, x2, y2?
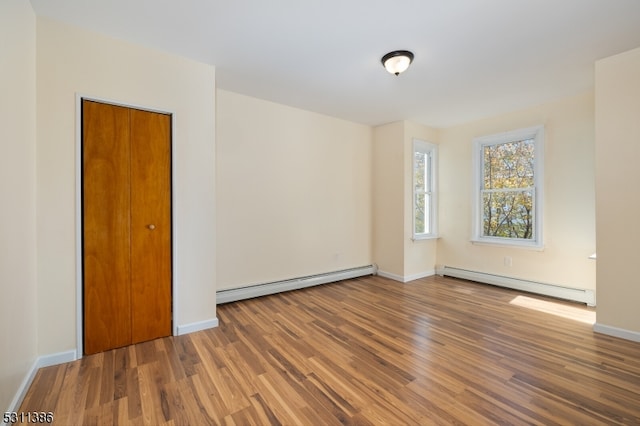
(403, 121, 440, 278)
(0, 0, 37, 412)
(373, 121, 439, 280)
(36, 18, 217, 355)
(5, 5, 631, 410)
(216, 90, 372, 290)
(373, 122, 405, 277)
(437, 92, 596, 290)
(595, 47, 640, 335)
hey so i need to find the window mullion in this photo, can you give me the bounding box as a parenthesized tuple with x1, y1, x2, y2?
(473, 125, 543, 247)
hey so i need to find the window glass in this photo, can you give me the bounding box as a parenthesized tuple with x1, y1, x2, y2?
(413, 140, 437, 239)
(472, 126, 543, 247)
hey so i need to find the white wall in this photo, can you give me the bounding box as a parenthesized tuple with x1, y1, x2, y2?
(0, 0, 37, 413)
(216, 90, 372, 290)
(595, 46, 640, 337)
(437, 92, 596, 290)
(36, 18, 217, 355)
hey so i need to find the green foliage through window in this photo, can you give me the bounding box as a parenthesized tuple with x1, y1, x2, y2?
(481, 139, 535, 239)
(414, 151, 430, 234)
(473, 125, 543, 247)
(413, 140, 437, 238)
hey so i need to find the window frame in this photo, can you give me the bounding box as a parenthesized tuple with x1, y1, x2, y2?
(412, 139, 438, 240)
(471, 125, 544, 249)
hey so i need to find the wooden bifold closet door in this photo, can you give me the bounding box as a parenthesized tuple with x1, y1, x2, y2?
(82, 99, 172, 355)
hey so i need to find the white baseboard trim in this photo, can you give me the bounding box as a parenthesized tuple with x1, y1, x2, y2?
(593, 323, 640, 343)
(5, 350, 77, 421)
(216, 265, 377, 304)
(376, 270, 404, 282)
(439, 266, 596, 306)
(176, 318, 219, 336)
(38, 350, 78, 368)
(405, 270, 436, 282)
(377, 269, 435, 283)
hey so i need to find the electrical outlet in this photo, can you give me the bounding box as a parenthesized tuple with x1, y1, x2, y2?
(504, 256, 512, 267)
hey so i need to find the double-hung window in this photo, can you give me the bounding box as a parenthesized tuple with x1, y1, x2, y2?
(472, 126, 544, 248)
(413, 139, 438, 239)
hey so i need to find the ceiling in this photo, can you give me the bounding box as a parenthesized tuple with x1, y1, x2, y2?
(29, 0, 640, 128)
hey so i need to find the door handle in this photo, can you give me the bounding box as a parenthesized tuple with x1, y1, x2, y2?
(147, 224, 156, 230)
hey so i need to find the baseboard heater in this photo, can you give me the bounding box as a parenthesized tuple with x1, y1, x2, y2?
(216, 265, 377, 304)
(438, 266, 596, 306)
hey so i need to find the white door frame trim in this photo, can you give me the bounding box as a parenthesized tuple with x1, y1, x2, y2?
(75, 94, 177, 357)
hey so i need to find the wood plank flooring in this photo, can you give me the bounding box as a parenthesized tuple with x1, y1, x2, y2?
(18, 275, 640, 425)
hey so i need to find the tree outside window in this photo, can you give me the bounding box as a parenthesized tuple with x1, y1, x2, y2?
(473, 126, 543, 247)
(413, 140, 438, 239)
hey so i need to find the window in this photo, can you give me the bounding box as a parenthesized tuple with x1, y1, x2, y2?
(413, 139, 438, 239)
(472, 125, 544, 248)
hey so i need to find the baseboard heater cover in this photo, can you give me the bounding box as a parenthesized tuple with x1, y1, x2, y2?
(216, 265, 377, 304)
(438, 266, 596, 306)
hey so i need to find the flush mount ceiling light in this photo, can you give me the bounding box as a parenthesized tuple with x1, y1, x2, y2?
(381, 50, 414, 76)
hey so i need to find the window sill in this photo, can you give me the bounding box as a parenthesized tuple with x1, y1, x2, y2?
(412, 235, 440, 242)
(470, 238, 544, 251)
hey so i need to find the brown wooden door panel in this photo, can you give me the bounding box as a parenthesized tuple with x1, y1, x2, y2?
(130, 109, 172, 344)
(82, 100, 132, 355)
(83, 100, 172, 354)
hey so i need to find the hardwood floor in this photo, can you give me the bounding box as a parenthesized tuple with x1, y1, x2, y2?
(18, 275, 640, 425)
